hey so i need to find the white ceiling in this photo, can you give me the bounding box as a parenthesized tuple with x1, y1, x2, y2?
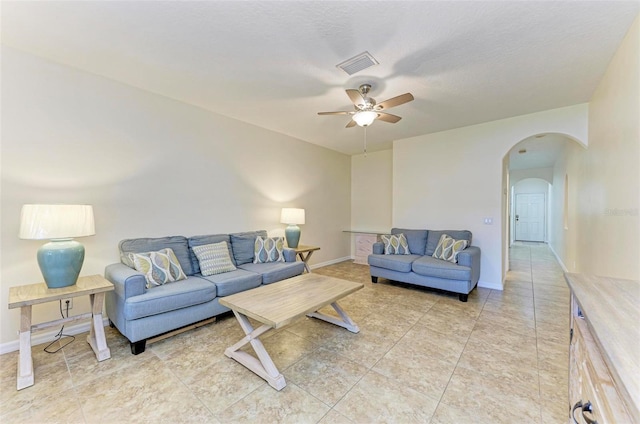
(508, 134, 572, 171)
(2, 1, 638, 156)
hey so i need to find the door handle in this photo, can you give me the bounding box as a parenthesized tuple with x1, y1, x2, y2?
(515, 215, 519, 222)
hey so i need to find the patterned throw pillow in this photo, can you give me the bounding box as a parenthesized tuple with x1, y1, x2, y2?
(381, 233, 411, 255)
(129, 248, 187, 289)
(432, 234, 469, 263)
(253, 236, 285, 263)
(192, 241, 237, 276)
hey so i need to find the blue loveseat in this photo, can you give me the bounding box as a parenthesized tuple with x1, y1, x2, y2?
(368, 228, 481, 302)
(104, 230, 304, 354)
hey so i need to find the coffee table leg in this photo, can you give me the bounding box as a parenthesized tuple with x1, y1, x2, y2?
(225, 310, 286, 390)
(17, 305, 34, 390)
(307, 301, 360, 333)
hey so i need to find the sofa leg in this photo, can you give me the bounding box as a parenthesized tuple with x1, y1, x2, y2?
(130, 340, 147, 355)
(458, 293, 468, 302)
(108, 319, 115, 328)
(371, 276, 378, 283)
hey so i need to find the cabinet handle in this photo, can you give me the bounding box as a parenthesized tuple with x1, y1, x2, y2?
(572, 400, 598, 424)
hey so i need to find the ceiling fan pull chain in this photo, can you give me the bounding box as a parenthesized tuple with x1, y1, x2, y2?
(364, 126, 367, 157)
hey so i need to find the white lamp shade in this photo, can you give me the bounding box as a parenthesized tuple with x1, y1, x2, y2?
(20, 204, 95, 240)
(353, 111, 378, 127)
(280, 208, 305, 225)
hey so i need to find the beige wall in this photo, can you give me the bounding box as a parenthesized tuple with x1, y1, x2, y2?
(350, 150, 393, 256)
(393, 104, 588, 289)
(0, 47, 351, 347)
(578, 16, 640, 279)
(350, 150, 393, 231)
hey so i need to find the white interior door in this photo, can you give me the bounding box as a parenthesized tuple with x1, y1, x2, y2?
(515, 193, 545, 242)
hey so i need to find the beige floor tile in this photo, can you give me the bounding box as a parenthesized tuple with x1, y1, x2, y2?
(416, 309, 476, 343)
(481, 297, 536, 319)
(321, 328, 395, 369)
(317, 409, 354, 424)
(181, 355, 266, 414)
(334, 370, 439, 423)
(440, 366, 541, 423)
(216, 383, 330, 424)
(76, 356, 216, 423)
(285, 347, 368, 406)
(248, 330, 318, 371)
(477, 308, 536, 337)
(372, 340, 458, 400)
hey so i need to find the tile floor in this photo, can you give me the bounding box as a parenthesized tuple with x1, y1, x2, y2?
(0, 242, 570, 423)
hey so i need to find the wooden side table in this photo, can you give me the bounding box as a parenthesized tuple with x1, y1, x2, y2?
(291, 245, 320, 273)
(8, 274, 114, 390)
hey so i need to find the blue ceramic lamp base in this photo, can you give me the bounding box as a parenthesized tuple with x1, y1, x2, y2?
(37, 239, 85, 289)
(285, 225, 301, 248)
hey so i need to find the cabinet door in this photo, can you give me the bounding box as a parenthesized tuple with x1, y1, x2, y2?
(571, 316, 633, 423)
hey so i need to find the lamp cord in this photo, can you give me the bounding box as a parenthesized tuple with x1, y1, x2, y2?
(44, 300, 75, 354)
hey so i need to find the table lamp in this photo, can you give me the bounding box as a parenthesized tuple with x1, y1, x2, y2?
(280, 208, 305, 248)
(19, 204, 95, 289)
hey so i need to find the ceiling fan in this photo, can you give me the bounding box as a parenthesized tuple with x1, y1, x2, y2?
(318, 84, 414, 128)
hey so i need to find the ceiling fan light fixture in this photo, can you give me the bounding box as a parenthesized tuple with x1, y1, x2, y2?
(353, 111, 378, 127)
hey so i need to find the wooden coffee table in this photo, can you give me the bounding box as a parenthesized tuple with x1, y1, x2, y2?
(219, 273, 363, 390)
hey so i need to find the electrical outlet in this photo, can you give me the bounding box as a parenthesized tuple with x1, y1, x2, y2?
(62, 298, 73, 310)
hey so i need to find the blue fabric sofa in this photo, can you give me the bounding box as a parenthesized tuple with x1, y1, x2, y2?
(368, 228, 481, 302)
(104, 230, 304, 354)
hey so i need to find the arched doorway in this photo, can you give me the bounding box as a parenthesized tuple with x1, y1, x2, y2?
(501, 133, 586, 281)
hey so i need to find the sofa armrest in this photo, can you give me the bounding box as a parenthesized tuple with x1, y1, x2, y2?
(283, 248, 297, 262)
(457, 246, 481, 285)
(104, 263, 147, 299)
(372, 242, 384, 255)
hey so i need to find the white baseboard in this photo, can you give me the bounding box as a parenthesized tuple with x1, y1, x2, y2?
(548, 244, 569, 273)
(478, 280, 503, 291)
(0, 317, 110, 355)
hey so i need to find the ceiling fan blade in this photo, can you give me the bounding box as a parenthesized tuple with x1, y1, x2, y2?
(318, 111, 353, 115)
(346, 89, 366, 106)
(346, 120, 357, 128)
(375, 93, 414, 110)
(376, 112, 402, 123)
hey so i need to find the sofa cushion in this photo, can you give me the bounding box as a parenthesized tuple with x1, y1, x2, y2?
(198, 268, 262, 297)
(120, 236, 194, 276)
(192, 241, 237, 276)
(381, 233, 411, 255)
(239, 262, 305, 284)
(253, 236, 285, 263)
(129, 248, 187, 289)
(230, 230, 268, 265)
(391, 228, 428, 255)
(432, 234, 469, 263)
(123, 276, 216, 321)
(412, 256, 472, 281)
(425, 230, 472, 256)
(188, 234, 235, 272)
(368, 254, 422, 273)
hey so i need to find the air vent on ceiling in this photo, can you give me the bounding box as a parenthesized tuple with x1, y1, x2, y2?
(336, 51, 379, 75)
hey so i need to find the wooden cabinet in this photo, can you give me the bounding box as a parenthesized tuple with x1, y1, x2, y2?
(566, 273, 639, 424)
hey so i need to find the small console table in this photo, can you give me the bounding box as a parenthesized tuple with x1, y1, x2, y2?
(292, 245, 320, 273)
(8, 274, 114, 390)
